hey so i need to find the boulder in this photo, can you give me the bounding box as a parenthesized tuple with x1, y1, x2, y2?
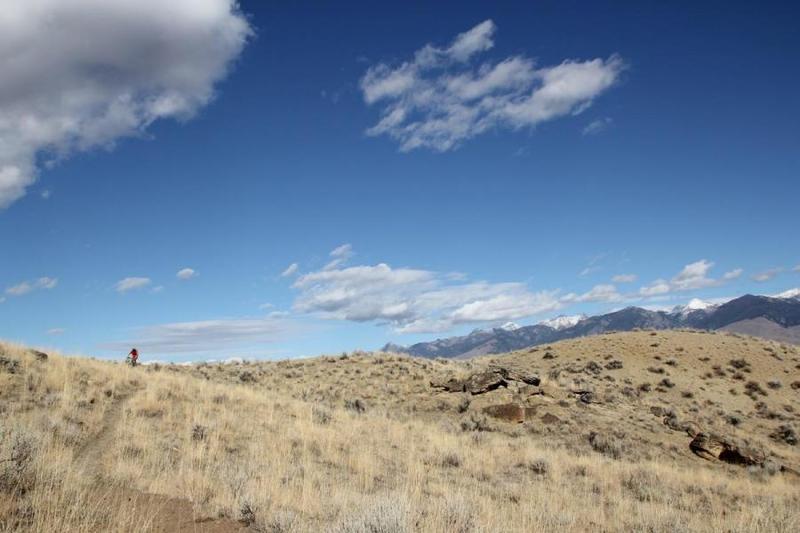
(31, 350, 48, 362)
(483, 403, 525, 423)
(463, 370, 509, 395)
(430, 378, 465, 393)
(540, 412, 561, 425)
(431, 368, 541, 395)
(689, 433, 765, 466)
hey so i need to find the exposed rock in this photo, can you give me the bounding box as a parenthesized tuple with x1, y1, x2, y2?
(689, 433, 764, 466)
(463, 370, 509, 395)
(578, 391, 596, 404)
(483, 403, 525, 423)
(540, 412, 561, 425)
(518, 384, 544, 397)
(431, 368, 540, 395)
(31, 350, 48, 362)
(430, 378, 465, 393)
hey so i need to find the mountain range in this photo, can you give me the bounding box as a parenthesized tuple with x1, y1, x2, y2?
(382, 291, 800, 358)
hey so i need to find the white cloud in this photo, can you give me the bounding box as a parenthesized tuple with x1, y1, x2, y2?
(638, 279, 672, 297)
(292, 255, 562, 334)
(115, 277, 151, 293)
(722, 268, 743, 280)
(561, 284, 622, 304)
(751, 268, 783, 282)
(176, 268, 197, 280)
(281, 263, 299, 277)
(582, 117, 613, 135)
(102, 312, 296, 354)
(5, 276, 58, 296)
(612, 273, 637, 283)
(794, 264, 800, 273)
(47, 328, 66, 335)
(638, 259, 737, 297)
(360, 20, 624, 152)
(324, 243, 354, 270)
(0, 0, 252, 208)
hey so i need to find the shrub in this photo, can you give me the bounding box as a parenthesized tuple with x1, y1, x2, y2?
(312, 406, 332, 425)
(588, 431, 626, 460)
(441, 452, 462, 468)
(328, 495, 411, 533)
(344, 398, 367, 414)
(191, 424, 208, 442)
(622, 468, 662, 502)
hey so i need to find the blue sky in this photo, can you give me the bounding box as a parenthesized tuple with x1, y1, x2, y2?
(1, 0, 798, 361)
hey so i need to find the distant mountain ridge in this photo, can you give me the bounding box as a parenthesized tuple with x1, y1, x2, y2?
(382, 292, 800, 358)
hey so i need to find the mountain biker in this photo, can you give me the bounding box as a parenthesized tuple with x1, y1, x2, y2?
(128, 348, 139, 367)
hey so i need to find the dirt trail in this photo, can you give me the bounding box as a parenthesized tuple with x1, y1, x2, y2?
(75, 383, 246, 532)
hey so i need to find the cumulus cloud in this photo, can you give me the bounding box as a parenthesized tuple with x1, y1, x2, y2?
(751, 268, 783, 282)
(360, 20, 624, 152)
(582, 117, 613, 135)
(115, 277, 151, 293)
(176, 268, 197, 280)
(5, 277, 58, 296)
(103, 312, 296, 354)
(638, 260, 737, 297)
(292, 256, 562, 334)
(612, 273, 637, 283)
(281, 263, 299, 277)
(0, 0, 252, 208)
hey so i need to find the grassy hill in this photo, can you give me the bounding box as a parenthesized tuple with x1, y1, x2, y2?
(1, 330, 799, 532)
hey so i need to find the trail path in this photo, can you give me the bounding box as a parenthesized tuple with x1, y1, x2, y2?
(75, 383, 246, 532)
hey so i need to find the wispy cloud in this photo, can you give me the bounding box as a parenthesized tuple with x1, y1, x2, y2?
(751, 268, 783, 282)
(0, 0, 252, 209)
(176, 268, 197, 280)
(612, 273, 637, 283)
(5, 277, 58, 297)
(722, 268, 743, 280)
(360, 20, 624, 152)
(102, 312, 297, 354)
(562, 284, 622, 304)
(47, 328, 66, 336)
(582, 117, 613, 135)
(281, 263, 299, 277)
(115, 277, 152, 293)
(324, 243, 354, 270)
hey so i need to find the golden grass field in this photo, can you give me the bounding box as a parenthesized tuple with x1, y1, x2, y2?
(1, 329, 799, 532)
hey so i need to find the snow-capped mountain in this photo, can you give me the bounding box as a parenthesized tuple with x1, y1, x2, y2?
(382, 293, 800, 358)
(671, 298, 717, 315)
(538, 314, 587, 330)
(774, 288, 800, 300)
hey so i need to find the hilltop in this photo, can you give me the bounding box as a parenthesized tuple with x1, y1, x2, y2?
(1, 329, 799, 531)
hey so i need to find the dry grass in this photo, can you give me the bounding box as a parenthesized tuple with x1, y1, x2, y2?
(2, 330, 800, 531)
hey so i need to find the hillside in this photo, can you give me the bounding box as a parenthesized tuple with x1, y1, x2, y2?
(386, 293, 800, 358)
(2, 330, 800, 532)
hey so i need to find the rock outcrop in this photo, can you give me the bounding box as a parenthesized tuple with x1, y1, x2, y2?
(431, 367, 540, 395)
